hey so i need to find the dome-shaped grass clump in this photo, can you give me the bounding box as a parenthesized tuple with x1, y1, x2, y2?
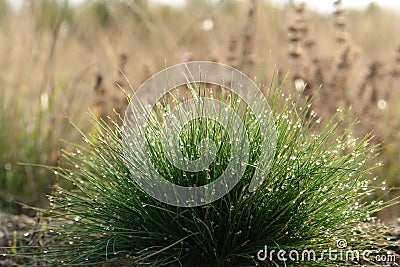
(35, 78, 397, 266)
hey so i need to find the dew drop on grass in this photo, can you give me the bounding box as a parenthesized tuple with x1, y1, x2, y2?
(4, 163, 12, 171)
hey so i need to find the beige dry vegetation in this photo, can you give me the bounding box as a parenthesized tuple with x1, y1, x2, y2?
(0, 0, 399, 218)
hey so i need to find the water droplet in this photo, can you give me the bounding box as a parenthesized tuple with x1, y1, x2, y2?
(4, 163, 12, 171)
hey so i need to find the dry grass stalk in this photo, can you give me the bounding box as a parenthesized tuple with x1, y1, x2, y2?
(326, 1, 362, 113)
(392, 45, 400, 78)
(356, 61, 392, 143)
(113, 53, 129, 119)
(385, 45, 400, 105)
(358, 61, 387, 114)
(239, 0, 257, 72)
(226, 35, 238, 67)
(333, 0, 348, 46)
(36, 1, 69, 157)
(332, 47, 353, 92)
(93, 72, 106, 120)
(287, 2, 308, 93)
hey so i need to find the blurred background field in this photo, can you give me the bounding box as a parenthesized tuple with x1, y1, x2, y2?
(0, 0, 399, 220)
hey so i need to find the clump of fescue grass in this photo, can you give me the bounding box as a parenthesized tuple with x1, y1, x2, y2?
(30, 75, 398, 266)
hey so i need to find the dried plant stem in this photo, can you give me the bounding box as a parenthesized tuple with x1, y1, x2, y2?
(226, 35, 238, 68)
(333, 0, 348, 46)
(287, 2, 307, 92)
(93, 72, 106, 120)
(239, 0, 257, 72)
(113, 53, 129, 121)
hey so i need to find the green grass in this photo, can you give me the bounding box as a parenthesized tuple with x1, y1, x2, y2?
(28, 76, 398, 266)
(0, 81, 86, 213)
(0, 93, 55, 212)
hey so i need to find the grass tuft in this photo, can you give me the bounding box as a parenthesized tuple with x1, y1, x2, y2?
(29, 75, 398, 266)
